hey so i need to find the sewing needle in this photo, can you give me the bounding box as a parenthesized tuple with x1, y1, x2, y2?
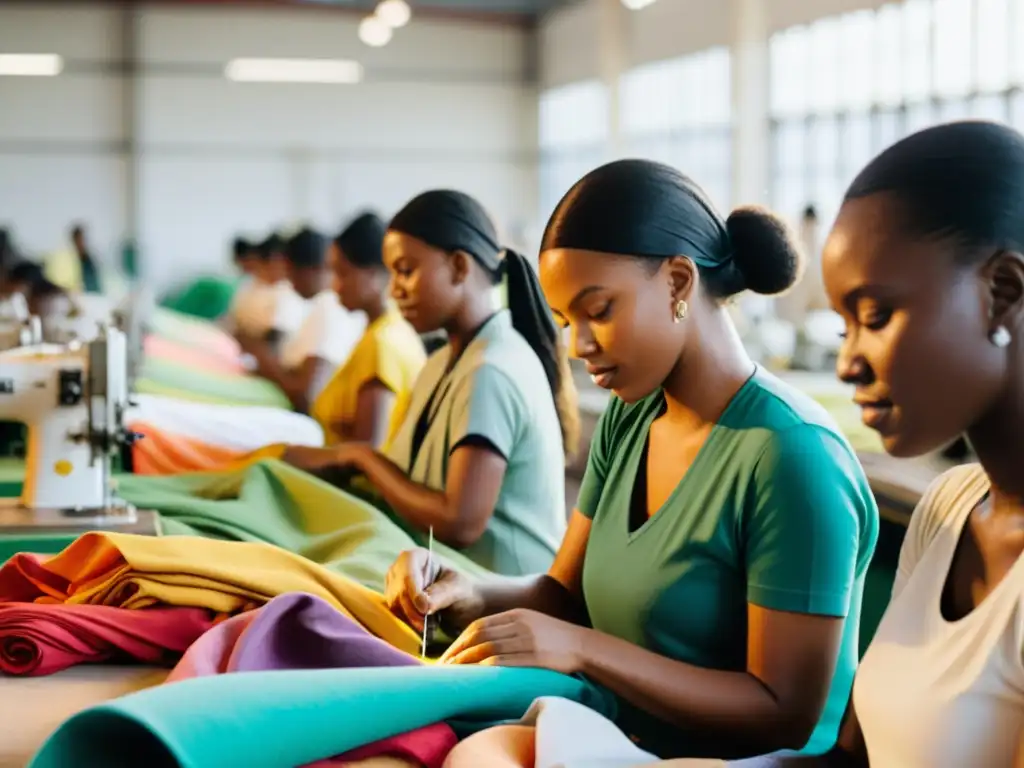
(421, 525, 434, 660)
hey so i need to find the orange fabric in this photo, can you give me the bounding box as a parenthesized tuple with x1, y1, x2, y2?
(130, 421, 285, 476)
(441, 725, 535, 767)
(144, 335, 243, 375)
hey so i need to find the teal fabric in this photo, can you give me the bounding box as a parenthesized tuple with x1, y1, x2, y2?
(30, 666, 614, 768)
(577, 367, 879, 759)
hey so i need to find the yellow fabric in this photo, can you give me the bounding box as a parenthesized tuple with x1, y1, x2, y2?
(0, 531, 422, 656)
(43, 249, 83, 293)
(311, 308, 427, 446)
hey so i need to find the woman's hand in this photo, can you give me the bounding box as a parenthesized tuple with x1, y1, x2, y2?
(330, 442, 372, 471)
(384, 548, 484, 635)
(439, 608, 587, 675)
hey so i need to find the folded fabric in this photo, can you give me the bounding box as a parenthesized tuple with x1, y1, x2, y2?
(143, 335, 244, 375)
(30, 665, 615, 768)
(112, 459, 491, 593)
(0, 602, 217, 677)
(523, 696, 658, 768)
(129, 423, 287, 476)
(0, 532, 421, 657)
(165, 592, 457, 768)
(148, 307, 240, 360)
(167, 592, 421, 681)
(128, 394, 323, 452)
(136, 357, 291, 409)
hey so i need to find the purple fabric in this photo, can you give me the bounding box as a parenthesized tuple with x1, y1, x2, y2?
(166, 592, 420, 681)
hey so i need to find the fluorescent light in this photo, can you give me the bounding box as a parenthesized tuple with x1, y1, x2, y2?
(621, 0, 658, 9)
(376, 0, 411, 28)
(0, 54, 63, 77)
(359, 16, 393, 47)
(224, 58, 362, 84)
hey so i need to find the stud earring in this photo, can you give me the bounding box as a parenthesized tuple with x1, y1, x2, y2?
(991, 326, 1012, 348)
(673, 300, 688, 323)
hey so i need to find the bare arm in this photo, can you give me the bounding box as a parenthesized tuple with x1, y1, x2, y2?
(241, 336, 322, 412)
(346, 380, 397, 449)
(346, 441, 505, 548)
(473, 510, 591, 623)
(583, 607, 846, 758)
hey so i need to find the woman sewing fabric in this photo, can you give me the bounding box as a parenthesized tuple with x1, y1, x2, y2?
(239, 226, 366, 412)
(744, 121, 1024, 768)
(307, 189, 578, 577)
(297, 212, 426, 448)
(384, 161, 878, 761)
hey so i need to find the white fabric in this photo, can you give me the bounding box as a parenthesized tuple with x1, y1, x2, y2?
(128, 393, 324, 450)
(279, 289, 366, 380)
(0, 666, 166, 768)
(853, 463, 1024, 768)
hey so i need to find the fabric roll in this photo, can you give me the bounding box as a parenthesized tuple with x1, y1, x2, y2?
(29, 666, 614, 768)
(0, 602, 217, 676)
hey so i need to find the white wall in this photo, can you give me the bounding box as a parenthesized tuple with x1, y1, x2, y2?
(0, 2, 537, 292)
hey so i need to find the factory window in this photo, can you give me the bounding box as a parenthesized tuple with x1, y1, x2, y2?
(538, 79, 609, 221)
(620, 47, 733, 210)
(769, 0, 1024, 229)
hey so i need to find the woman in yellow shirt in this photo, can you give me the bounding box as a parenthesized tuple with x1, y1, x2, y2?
(130, 213, 426, 475)
(307, 212, 427, 449)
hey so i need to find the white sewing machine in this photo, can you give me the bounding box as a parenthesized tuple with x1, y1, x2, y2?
(0, 323, 159, 535)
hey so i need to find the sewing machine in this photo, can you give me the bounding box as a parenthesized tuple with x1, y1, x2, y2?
(0, 323, 159, 536)
(0, 293, 41, 351)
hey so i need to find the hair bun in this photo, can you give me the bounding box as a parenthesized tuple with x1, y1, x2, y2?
(725, 206, 803, 296)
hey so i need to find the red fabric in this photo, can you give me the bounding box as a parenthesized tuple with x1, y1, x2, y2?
(308, 722, 459, 768)
(0, 602, 218, 676)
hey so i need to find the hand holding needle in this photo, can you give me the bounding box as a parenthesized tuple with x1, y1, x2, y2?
(420, 526, 434, 660)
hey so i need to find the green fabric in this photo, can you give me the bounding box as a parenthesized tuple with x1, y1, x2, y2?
(160, 276, 239, 320)
(385, 310, 565, 577)
(136, 358, 290, 409)
(146, 307, 229, 348)
(30, 666, 614, 768)
(577, 368, 879, 759)
(114, 459, 491, 592)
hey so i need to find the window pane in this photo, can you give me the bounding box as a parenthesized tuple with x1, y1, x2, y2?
(932, 0, 974, 97)
(808, 18, 841, 115)
(770, 26, 809, 117)
(842, 113, 874, 183)
(1011, 91, 1024, 130)
(539, 80, 609, 149)
(1015, 0, 1024, 86)
(810, 117, 840, 178)
(773, 120, 807, 174)
(977, 0, 1011, 92)
(874, 4, 904, 107)
(938, 98, 971, 121)
(906, 101, 937, 133)
(873, 109, 904, 154)
(970, 94, 1009, 121)
(838, 11, 875, 111)
(773, 174, 807, 223)
(903, 0, 933, 101)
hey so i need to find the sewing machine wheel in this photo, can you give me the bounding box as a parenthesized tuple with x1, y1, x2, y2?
(0, 498, 161, 536)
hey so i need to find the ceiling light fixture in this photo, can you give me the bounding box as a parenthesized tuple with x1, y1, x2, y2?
(0, 54, 63, 77)
(621, 0, 658, 9)
(359, 15, 393, 47)
(224, 58, 363, 84)
(376, 0, 412, 28)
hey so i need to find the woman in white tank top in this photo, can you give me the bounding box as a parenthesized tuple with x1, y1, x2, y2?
(744, 121, 1024, 767)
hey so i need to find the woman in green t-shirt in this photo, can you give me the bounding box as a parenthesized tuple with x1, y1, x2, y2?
(385, 161, 879, 761)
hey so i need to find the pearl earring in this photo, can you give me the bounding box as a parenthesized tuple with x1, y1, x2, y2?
(673, 300, 688, 323)
(991, 326, 1012, 348)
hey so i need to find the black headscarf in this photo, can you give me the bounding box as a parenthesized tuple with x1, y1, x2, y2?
(335, 212, 386, 269)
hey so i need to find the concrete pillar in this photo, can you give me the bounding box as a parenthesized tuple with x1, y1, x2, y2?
(597, 0, 626, 159)
(730, 0, 770, 206)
